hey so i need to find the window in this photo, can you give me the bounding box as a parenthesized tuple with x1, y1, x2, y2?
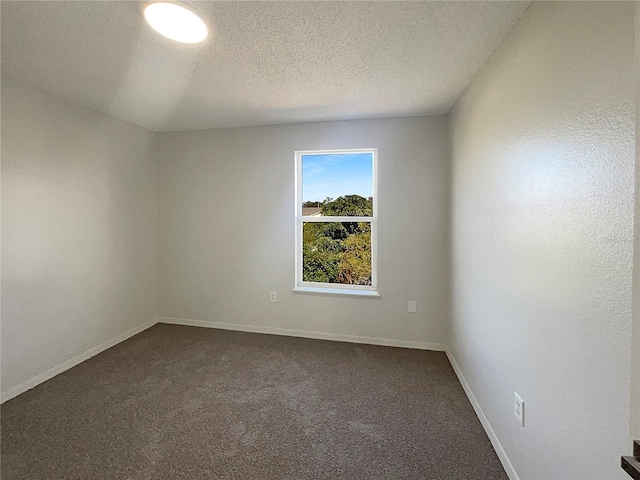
(294, 149, 379, 297)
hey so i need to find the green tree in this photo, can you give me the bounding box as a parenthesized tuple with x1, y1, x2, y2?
(303, 222, 348, 249)
(321, 195, 372, 216)
(322, 195, 372, 235)
(302, 196, 373, 285)
(337, 232, 372, 285)
(302, 239, 342, 282)
(302, 223, 346, 283)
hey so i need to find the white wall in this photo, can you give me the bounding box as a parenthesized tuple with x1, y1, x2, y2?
(1, 78, 158, 395)
(448, 2, 636, 479)
(631, 1, 640, 443)
(157, 117, 450, 345)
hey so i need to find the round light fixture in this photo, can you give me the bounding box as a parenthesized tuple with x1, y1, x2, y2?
(143, 2, 208, 44)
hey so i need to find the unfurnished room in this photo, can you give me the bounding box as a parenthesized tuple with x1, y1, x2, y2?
(1, 1, 639, 479)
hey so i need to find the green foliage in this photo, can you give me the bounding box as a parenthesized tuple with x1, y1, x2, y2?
(322, 195, 373, 235)
(337, 232, 372, 285)
(304, 222, 348, 242)
(302, 241, 341, 283)
(321, 195, 372, 216)
(302, 195, 372, 286)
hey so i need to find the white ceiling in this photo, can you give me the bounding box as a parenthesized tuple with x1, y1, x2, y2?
(1, 1, 529, 132)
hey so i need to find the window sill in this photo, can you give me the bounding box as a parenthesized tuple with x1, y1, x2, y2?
(292, 286, 380, 298)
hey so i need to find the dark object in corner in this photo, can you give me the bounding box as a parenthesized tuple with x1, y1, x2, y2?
(621, 440, 640, 479)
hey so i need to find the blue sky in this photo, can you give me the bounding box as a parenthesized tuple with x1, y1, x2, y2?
(302, 153, 373, 203)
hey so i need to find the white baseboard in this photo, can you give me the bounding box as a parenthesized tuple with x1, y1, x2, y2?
(445, 347, 519, 480)
(159, 316, 446, 352)
(1, 317, 159, 403)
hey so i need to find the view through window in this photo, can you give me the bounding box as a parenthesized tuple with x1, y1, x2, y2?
(295, 150, 377, 292)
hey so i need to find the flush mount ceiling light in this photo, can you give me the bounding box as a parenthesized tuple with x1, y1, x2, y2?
(143, 2, 208, 44)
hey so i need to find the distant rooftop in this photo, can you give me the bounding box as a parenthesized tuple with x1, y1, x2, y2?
(302, 207, 322, 216)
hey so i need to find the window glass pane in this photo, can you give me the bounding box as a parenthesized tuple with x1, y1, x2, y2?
(301, 153, 373, 217)
(303, 221, 372, 285)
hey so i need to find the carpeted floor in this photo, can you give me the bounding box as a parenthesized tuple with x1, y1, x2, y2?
(1, 324, 507, 479)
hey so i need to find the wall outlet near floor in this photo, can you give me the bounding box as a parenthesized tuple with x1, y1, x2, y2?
(408, 300, 417, 313)
(514, 392, 524, 426)
(269, 291, 277, 303)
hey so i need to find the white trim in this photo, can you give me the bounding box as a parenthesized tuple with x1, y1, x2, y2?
(1, 317, 159, 404)
(300, 216, 373, 223)
(292, 286, 380, 297)
(160, 316, 445, 351)
(298, 281, 377, 292)
(445, 347, 519, 480)
(293, 148, 378, 155)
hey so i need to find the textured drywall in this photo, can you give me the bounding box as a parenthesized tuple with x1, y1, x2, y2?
(1, 1, 528, 131)
(448, 2, 635, 479)
(632, 1, 640, 441)
(1, 79, 159, 394)
(157, 117, 449, 344)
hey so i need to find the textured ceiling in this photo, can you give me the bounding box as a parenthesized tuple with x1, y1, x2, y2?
(1, 1, 529, 132)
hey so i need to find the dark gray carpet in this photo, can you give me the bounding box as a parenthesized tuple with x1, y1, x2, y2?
(1, 324, 507, 479)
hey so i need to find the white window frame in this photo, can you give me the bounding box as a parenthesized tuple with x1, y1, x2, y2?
(293, 148, 379, 297)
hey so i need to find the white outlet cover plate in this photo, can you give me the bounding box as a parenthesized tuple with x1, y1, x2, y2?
(514, 392, 524, 426)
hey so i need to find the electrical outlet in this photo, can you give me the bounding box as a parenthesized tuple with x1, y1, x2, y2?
(514, 392, 524, 427)
(408, 300, 417, 313)
(269, 291, 277, 303)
